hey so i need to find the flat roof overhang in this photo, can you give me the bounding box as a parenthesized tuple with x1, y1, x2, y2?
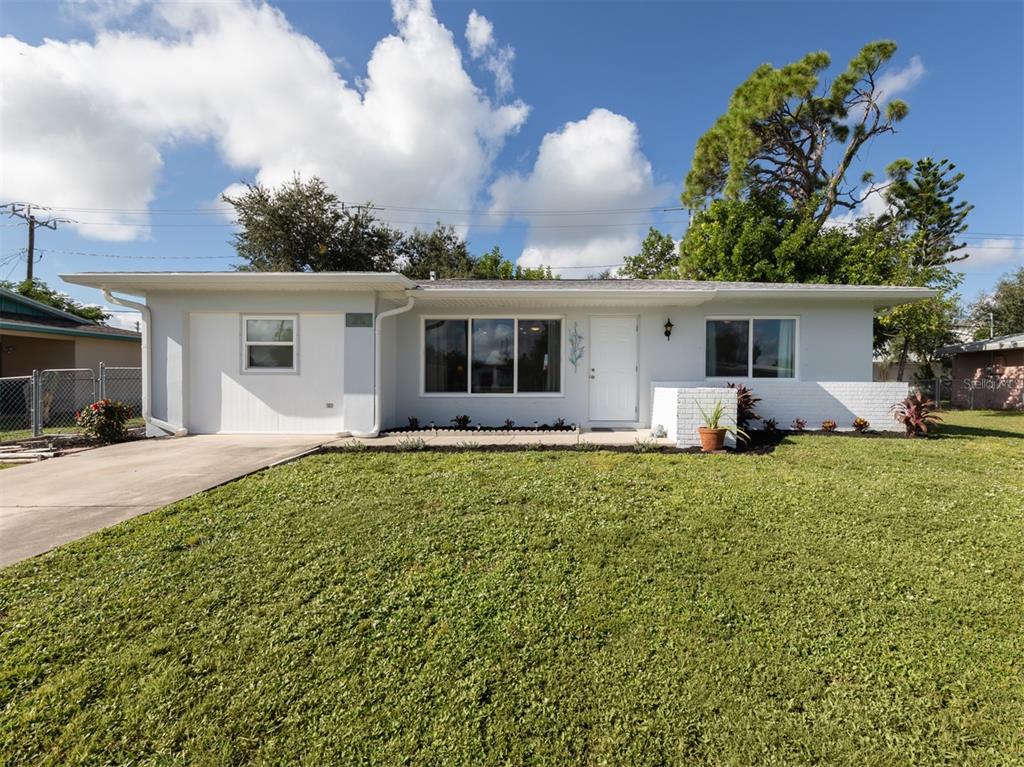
(60, 271, 417, 296)
(409, 286, 936, 310)
(60, 272, 935, 309)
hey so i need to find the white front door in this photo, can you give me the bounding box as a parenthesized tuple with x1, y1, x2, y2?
(589, 315, 638, 422)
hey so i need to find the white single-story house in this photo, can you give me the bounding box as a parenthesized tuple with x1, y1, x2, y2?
(60, 272, 932, 444)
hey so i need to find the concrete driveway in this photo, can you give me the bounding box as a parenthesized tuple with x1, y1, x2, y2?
(0, 435, 325, 568)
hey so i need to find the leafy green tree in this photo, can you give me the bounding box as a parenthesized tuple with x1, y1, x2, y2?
(398, 224, 475, 279)
(875, 158, 972, 378)
(678, 192, 854, 283)
(1, 278, 109, 322)
(471, 246, 554, 280)
(881, 158, 973, 268)
(621, 227, 678, 279)
(223, 176, 401, 272)
(971, 267, 1024, 338)
(683, 40, 909, 231)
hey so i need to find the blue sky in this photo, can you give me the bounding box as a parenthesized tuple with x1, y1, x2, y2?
(1, 0, 1021, 321)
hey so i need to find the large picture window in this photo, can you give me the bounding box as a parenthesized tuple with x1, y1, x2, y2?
(517, 319, 561, 393)
(706, 318, 796, 378)
(424, 319, 468, 393)
(243, 316, 296, 371)
(423, 317, 562, 395)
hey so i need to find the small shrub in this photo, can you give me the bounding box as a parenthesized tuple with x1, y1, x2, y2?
(503, 418, 515, 429)
(763, 418, 778, 432)
(451, 415, 471, 429)
(74, 399, 133, 444)
(821, 419, 838, 433)
(455, 440, 481, 449)
(407, 416, 420, 430)
(574, 441, 600, 451)
(727, 383, 761, 429)
(891, 394, 942, 437)
(337, 440, 368, 452)
(633, 437, 659, 453)
(791, 418, 807, 432)
(553, 417, 567, 429)
(852, 417, 870, 432)
(395, 437, 427, 451)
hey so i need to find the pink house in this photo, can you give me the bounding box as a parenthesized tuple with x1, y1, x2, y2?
(937, 333, 1024, 410)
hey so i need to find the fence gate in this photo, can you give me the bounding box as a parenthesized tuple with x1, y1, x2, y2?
(0, 366, 142, 440)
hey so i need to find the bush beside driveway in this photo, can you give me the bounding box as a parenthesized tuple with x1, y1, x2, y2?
(1, 411, 1022, 765)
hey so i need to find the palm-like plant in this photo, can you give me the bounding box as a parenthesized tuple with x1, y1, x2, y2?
(696, 399, 749, 442)
(891, 393, 942, 437)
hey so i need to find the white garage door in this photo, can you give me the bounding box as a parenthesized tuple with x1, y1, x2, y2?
(188, 312, 345, 433)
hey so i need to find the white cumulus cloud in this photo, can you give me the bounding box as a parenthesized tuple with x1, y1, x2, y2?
(489, 108, 673, 275)
(0, 0, 529, 240)
(465, 9, 493, 58)
(464, 8, 515, 99)
(951, 238, 1024, 269)
(876, 55, 925, 104)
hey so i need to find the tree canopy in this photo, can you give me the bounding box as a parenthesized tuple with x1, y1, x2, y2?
(620, 228, 679, 279)
(223, 176, 402, 272)
(1, 278, 109, 323)
(224, 175, 553, 280)
(683, 40, 909, 231)
(970, 267, 1024, 338)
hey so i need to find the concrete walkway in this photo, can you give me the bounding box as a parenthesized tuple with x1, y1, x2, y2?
(0, 435, 324, 568)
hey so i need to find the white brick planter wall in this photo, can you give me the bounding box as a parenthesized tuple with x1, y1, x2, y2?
(670, 387, 739, 448)
(652, 381, 910, 434)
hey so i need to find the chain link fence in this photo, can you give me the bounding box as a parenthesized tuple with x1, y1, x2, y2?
(0, 366, 142, 442)
(99, 365, 143, 417)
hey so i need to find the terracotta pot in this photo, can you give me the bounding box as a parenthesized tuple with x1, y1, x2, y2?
(698, 427, 727, 452)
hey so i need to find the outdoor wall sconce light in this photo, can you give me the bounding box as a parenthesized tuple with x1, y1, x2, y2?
(664, 318, 674, 339)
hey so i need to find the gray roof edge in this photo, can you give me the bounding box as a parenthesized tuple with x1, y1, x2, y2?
(936, 332, 1024, 355)
(0, 285, 100, 326)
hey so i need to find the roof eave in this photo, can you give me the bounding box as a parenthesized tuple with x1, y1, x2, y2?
(60, 271, 417, 295)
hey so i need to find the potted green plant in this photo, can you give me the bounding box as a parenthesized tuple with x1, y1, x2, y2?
(695, 399, 747, 452)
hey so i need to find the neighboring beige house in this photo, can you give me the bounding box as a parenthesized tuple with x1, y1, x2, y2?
(0, 287, 140, 377)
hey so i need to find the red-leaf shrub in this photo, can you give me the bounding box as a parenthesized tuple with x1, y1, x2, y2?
(791, 418, 807, 432)
(852, 417, 870, 432)
(891, 394, 942, 437)
(821, 419, 838, 433)
(727, 383, 761, 429)
(74, 399, 133, 444)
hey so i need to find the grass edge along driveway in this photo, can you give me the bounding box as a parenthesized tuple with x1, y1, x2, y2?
(1, 410, 1022, 766)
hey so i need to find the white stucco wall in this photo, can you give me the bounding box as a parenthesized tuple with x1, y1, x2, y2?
(387, 298, 876, 430)
(141, 289, 883, 436)
(146, 290, 376, 434)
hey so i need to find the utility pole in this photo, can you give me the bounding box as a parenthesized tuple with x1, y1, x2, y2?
(1, 202, 74, 282)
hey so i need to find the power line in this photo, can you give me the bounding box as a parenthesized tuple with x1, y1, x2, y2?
(1, 203, 74, 282)
(34, 248, 236, 260)
(25, 201, 688, 217)
(61, 217, 688, 229)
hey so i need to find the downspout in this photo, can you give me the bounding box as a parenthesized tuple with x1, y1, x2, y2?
(101, 289, 188, 437)
(350, 296, 415, 438)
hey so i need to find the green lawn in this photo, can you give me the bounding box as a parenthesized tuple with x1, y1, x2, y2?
(0, 417, 145, 444)
(1, 411, 1022, 766)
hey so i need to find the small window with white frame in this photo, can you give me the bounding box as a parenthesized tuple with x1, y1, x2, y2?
(243, 315, 297, 371)
(706, 317, 797, 378)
